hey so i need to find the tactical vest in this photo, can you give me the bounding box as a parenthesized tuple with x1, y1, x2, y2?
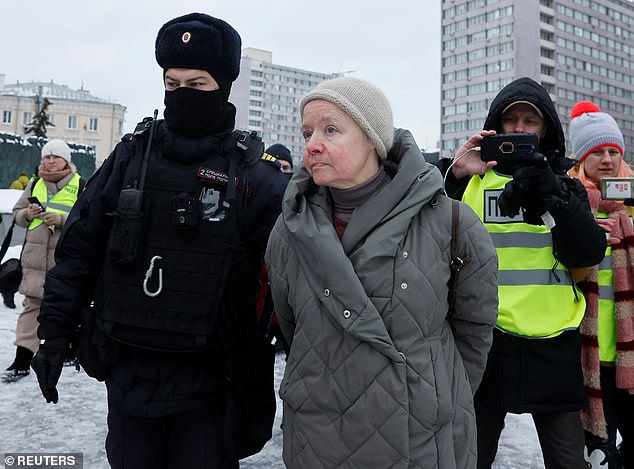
(29, 174, 81, 230)
(99, 122, 262, 351)
(463, 170, 586, 338)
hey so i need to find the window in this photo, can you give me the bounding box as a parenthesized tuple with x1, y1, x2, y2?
(68, 115, 78, 130)
(89, 117, 98, 132)
(23, 112, 33, 126)
(2, 110, 12, 124)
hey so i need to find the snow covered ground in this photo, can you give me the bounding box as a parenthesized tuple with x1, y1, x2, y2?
(0, 247, 548, 468)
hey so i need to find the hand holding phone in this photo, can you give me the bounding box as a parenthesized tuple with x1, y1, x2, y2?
(27, 196, 46, 212)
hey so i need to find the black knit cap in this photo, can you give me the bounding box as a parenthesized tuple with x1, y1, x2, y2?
(155, 13, 241, 95)
(266, 143, 292, 168)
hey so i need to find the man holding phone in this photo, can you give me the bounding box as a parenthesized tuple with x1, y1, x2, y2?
(444, 77, 606, 468)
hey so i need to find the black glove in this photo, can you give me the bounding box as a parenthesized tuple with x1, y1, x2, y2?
(498, 160, 566, 223)
(31, 337, 68, 404)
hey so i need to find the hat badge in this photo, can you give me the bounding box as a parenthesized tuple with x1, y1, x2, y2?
(181, 32, 191, 43)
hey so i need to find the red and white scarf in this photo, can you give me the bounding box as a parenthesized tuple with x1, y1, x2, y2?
(578, 188, 634, 438)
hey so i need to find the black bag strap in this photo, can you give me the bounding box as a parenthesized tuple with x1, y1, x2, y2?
(0, 218, 16, 261)
(448, 199, 471, 313)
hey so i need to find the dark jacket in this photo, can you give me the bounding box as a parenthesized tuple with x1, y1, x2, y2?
(448, 77, 606, 413)
(38, 122, 287, 416)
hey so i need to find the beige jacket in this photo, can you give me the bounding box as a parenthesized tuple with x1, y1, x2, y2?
(13, 167, 78, 299)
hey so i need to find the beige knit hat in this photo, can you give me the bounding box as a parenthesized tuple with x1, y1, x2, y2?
(300, 77, 394, 160)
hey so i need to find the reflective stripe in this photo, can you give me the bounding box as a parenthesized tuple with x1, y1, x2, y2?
(45, 202, 72, 213)
(498, 269, 572, 286)
(489, 231, 552, 249)
(599, 285, 614, 301)
(598, 254, 612, 271)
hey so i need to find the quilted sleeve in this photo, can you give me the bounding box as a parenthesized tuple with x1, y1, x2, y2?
(449, 201, 498, 394)
(264, 219, 296, 345)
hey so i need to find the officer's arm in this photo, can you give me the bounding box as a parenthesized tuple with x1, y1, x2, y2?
(550, 177, 606, 268)
(38, 142, 133, 340)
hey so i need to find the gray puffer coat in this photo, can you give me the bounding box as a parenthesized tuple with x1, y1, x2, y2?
(265, 129, 498, 468)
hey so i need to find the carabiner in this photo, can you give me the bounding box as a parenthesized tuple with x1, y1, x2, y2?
(143, 255, 163, 297)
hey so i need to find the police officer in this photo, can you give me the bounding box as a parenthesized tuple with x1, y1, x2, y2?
(445, 77, 607, 469)
(31, 13, 287, 469)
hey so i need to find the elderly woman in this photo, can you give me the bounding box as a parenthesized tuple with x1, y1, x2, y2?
(265, 76, 498, 468)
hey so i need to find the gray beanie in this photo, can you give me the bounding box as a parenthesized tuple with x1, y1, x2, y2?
(300, 77, 394, 160)
(569, 101, 624, 162)
(41, 139, 71, 163)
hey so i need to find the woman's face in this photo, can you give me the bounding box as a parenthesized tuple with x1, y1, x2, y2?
(41, 155, 68, 172)
(301, 100, 379, 189)
(583, 146, 622, 183)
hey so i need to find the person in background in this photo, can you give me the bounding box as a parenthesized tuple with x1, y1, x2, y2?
(260, 143, 292, 358)
(265, 76, 498, 468)
(568, 101, 634, 469)
(265, 143, 293, 174)
(444, 77, 607, 469)
(2, 139, 81, 383)
(9, 172, 30, 190)
(30, 13, 286, 468)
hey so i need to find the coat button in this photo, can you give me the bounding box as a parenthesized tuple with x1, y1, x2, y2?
(399, 352, 406, 361)
(343, 310, 351, 319)
(401, 282, 408, 289)
(324, 288, 330, 297)
(402, 251, 408, 258)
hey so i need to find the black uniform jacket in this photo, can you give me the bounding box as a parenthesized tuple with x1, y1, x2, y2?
(38, 123, 288, 416)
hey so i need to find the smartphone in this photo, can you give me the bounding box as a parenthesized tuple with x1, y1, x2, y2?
(600, 177, 634, 200)
(27, 196, 46, 211)
(481, 133, 539, 164)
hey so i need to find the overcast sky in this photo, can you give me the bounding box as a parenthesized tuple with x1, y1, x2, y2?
(0, 0, 441, 150)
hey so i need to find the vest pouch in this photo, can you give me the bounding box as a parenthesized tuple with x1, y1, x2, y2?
(77, 303, 118, 381)
(108, 188, 149, 265)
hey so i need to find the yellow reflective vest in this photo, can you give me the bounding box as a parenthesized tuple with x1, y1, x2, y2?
(463, 170, 585, 338)
(596, 211, 617, 362)
(28, 174, 81, 230)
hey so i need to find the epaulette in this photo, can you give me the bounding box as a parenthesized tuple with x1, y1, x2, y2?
(229, 129, 264, 167)
(121, 116, 154, 143)
(260, 152, 281, 169)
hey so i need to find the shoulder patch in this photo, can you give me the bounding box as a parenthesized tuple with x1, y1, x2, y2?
(260, 152, 281, 169)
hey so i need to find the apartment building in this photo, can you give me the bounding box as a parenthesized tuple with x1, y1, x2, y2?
(232, 48, 338, 165)
(440, 0, 634, 160)
(0, 74, 126, 164)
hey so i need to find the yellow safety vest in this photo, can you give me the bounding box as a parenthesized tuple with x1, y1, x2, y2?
(28, 174, 81, 230)
(463, 170, 585, 338)
(596, 211, 616, 362)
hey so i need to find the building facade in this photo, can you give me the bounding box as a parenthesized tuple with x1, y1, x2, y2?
(232, 48, 338, 165)
(440, 0, 634, 160)
(0, 74, 126, 164)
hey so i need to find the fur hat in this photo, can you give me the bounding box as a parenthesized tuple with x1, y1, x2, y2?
(265, 143, 292, 168)
(155, 13, 241, 91)
(41, 139, 71, 163)
(300, 77, 394, 160)
(569, 101, 624, 162)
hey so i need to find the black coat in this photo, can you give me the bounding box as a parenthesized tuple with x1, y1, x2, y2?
(38, 123, 288, 416)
